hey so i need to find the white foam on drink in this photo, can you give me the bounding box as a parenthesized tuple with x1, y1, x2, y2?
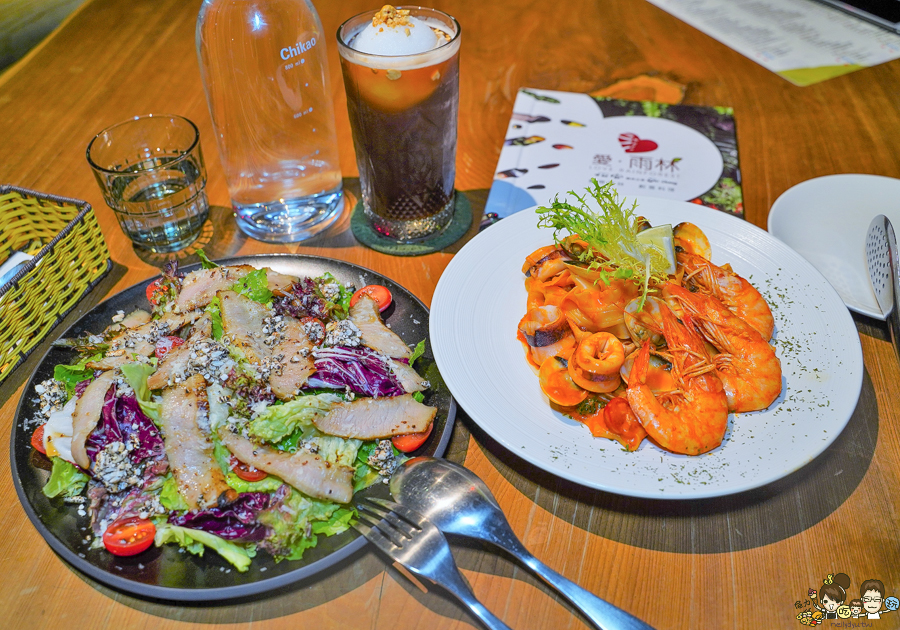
(353, 15, 438, 56)
(342, 14, 459, 71)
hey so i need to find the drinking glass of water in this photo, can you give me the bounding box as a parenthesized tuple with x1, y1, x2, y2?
(86, 114, 210, 253)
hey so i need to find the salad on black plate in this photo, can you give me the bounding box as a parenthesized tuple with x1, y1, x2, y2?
(24, 255, 435, 572)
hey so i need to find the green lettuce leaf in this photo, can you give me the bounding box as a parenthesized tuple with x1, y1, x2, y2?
(225, 473, 285, 494)
(352, 462, 381, 493)
(120, 362, 161, 421)
(42, 457, 89, 498)
(231, 269, 272, 304)
(316, 272, 353, 320)
(205, 296, 224, 340)
(257, 488, 353, 561)
(352, 440, 406, 492)
(154, 523, 255, 572)
(306, 435, 362, 469)
(247, 394, 339, 443)
(158, 474, 189, 511)
(312, 507, 355, 536)
(196, 249, 219, 269)
(53, 354, 101, 398)
(409, 339, 426, 366)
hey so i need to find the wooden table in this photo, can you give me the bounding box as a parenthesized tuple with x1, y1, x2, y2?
(2, 1, 899, 628)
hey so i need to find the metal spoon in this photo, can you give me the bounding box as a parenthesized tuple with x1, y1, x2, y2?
(390, 457, 656, 630)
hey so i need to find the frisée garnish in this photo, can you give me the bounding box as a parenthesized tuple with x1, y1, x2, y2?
(535, 179, 673, 309)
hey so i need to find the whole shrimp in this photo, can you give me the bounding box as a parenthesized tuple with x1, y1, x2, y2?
(678, 251, 774, 341)
(665, 283, 782, 413)
(626, 302, 729, 455)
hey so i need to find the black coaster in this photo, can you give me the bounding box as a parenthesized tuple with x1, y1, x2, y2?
(350, 191, 472, 256)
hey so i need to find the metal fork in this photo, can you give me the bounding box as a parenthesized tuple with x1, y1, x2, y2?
(355, 498, 512, 630)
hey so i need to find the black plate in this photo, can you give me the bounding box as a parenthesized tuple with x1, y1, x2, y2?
(10, 254, 456, 601)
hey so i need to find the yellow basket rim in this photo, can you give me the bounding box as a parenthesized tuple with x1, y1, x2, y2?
(0, 184, 94, 296)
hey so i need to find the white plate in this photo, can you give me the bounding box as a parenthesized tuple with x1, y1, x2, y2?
(431, 199, 863, 499)
(768, 174, 900, 320)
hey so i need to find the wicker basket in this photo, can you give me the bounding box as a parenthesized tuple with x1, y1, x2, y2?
(0, 185, 111, 384)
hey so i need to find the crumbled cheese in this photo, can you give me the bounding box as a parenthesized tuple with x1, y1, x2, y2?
(299, 439, 320, 455)
(301, 319, 325, 345)
(367, 439, 399, 481)
(114, 376, 135, 399)
(167, 337, 235, 386)
(254, 354, 284, 380)
(108, 320, 171, 353)
(320, 281, 341, 301)
(262, 314, 287, 347)
(29, 378, 67, 427)
(93, 439, 144, 493)
(324, 319, 362, 347)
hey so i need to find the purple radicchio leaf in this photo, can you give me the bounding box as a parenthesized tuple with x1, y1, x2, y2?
(306, 346, 405, 397)
(85, 387, 165, 468)
(273, 277, 331, 319)
(74, 378, 93, 398)
(116, 394, 165, 462)
(167, 493, 272, 541)
(162, 258, 184, 282)
(89, 484, 163, 537)
(85, 384, 121, 465)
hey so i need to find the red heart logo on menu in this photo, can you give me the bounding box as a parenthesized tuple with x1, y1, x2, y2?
(618, 132, 658, 153)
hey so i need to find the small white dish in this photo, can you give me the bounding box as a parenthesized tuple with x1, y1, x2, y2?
(768, 174, 900, 320)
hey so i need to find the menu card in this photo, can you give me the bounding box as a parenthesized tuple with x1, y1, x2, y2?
(644, 0, 900, 86)
(483, 88, 743, 227)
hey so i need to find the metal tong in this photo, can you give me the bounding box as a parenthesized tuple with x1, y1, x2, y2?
(865, 215, 900, 363)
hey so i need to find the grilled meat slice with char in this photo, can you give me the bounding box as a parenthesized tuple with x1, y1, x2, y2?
(268, 319, 316, 399)
(313, 393, 435, 439)
(219, 290, 270, 364)
(176, 265, 255, 313)
(147, 314, 213, 390)
(71, 371, 117, 469)
(159, 373, 234, 510)
(218, 430, 354, 503)
(176, 265, 298, 312)
(95, 310, 203, 370)
(387, 358, 429, 393)
(349, 295, 412, 359)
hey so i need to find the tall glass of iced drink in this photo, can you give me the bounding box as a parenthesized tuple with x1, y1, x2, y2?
(337, 5, 460, 242)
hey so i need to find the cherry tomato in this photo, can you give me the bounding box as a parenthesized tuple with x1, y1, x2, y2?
(391, 422, 434, 453)
(31, 424, 46, 455)
(146, 278, 167, 306)
(155, 335, 185, 360)
(102, 517, 156, 556)
(230, 456, 268, 482)
(350, 285, 392, 312)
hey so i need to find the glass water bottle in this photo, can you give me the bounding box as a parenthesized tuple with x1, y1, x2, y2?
(196, 0, 343, 242)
